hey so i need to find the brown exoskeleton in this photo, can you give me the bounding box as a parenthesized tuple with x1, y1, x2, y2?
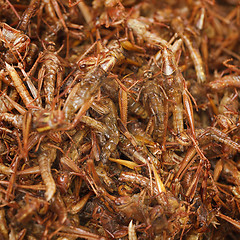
(0, 23, 30, 64)
(171, 17, 206, 84)
(142, 77, 167, 145)
(208, 75, 240, 90)
(128, 17, 196, 144)
(63, 40, 139, 128)
(37, 142, 57, 201)
(119, 171, 190, 237)
(89, 97, 120, 163)
(37, 42, 68, 109)
(2, 63, 64, 201)
(92, 203, 128, 239)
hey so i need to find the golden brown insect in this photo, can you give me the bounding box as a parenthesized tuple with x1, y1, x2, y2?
(127, 18, 168, 47)
(171, 17, 206, 83)
(84, 159, 115, 200)
(92, 0, 126, 28)
(127, 18, 198, 142)
(96, 165, 116, 192)
(162, 46, 198, 143)
(208, 75, 240, 90)
(216, 90, 238, 131)
(114, 191, 148, 223)
(4, 63, 64, 133)
(38, 42, 67, 109)
(118, 133, 160, 168)
(92, 203, 128, 238)
(161, 47, 185, 137)
(127, 121, 162, 158)
(39, 0, 69, 42)
(119, 171, 189, 237)
(119, 172, 170, 208)
(199, 127, 240, 152)
(17, 0, 40, 32)
(63, 41, 139, 128)
(91, 98, 120, 163)
(37, 143, 57, 201)
(102, 76, 149, 120)
(5, 63, 36, 108)
(99, 40, 141, 72)
(39, 0, 84, 55)
(50, 191, 67, 224)
(25, 42, 38, 67)
(68, 191, 93, 215)
(142, 78, 167, 144)
(63, 66, 107, 127)
(0, 23, 30, 63)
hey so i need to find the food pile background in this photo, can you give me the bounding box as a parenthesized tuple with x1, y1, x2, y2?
(0, 0, 240, 239)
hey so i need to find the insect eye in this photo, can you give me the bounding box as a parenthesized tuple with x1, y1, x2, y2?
(79, 64, 86, 69)
(97, 207, 102, 213)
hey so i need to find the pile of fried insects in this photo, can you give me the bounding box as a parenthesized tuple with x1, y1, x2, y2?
(0, 0, 240, 239)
